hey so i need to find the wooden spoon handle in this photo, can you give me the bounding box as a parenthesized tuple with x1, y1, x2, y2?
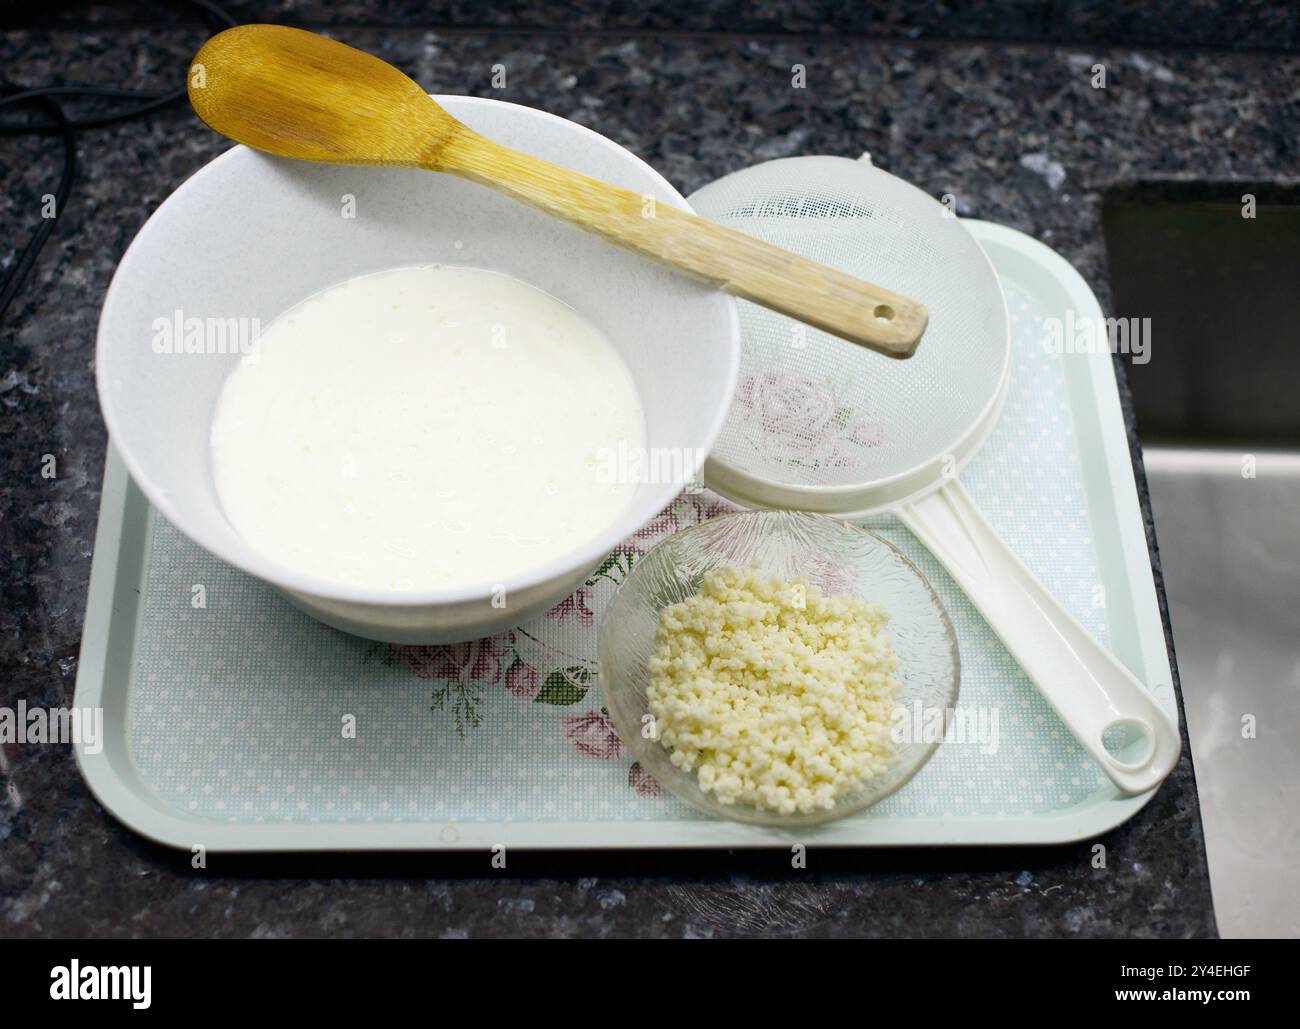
(437, 133, 927, 357)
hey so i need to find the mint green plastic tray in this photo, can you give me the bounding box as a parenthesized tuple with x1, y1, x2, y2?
(73, 221, 1178, 850)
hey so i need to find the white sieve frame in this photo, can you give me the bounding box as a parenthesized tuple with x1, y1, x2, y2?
(696, 155, 1013, 515)
(702, 229, 1011, 518)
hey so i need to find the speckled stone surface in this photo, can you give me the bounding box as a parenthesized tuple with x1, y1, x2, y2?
(4, 3, 1294, 938)
(4, 1, 1298, 52)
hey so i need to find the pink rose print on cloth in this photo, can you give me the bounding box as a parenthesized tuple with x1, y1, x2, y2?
(505, 658, 541, 701)
(562, 709, 624, 760)
(545, 585, 595, 626)
(628, 762, 662, 798)
(628, 491, 735, 555)
(394, 638, 509, 685)
(732, 372, 883, 472)
(387, 638, 513, 737)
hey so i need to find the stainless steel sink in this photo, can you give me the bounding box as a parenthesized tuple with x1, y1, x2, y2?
(1144, 449, 1300, 938)
(1104, 186, 1300, 939)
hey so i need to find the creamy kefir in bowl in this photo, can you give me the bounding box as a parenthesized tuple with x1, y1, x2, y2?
(210, 265, 645, 593)
(98, 96, 740, 643)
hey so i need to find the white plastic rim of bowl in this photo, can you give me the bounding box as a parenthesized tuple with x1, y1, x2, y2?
(696, 206, 1180, 796)
(96, 96, 740, 643)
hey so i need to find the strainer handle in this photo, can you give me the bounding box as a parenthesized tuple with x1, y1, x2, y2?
(438, 134, 928, 357)
(898, 480, 1181, 796)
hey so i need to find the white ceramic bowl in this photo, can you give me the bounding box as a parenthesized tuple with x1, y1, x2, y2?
(97, 96, 740, 643)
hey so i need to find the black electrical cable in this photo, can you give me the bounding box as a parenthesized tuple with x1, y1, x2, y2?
(0, 85, 187, 134)
(0, 0, 238, 323)
(0, 95, 75, 319)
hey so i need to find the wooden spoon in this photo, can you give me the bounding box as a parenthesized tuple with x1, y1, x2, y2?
(188, 24, 927, 357)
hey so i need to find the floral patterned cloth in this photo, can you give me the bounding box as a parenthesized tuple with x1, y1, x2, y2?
(382, 491, 739, 800)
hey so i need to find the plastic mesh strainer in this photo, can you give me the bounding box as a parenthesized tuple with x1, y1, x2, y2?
(689, 155, 1181, 795)
(690, 155, 1008, 510)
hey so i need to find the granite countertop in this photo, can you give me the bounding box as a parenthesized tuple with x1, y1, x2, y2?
(4, 2, 1294, 938)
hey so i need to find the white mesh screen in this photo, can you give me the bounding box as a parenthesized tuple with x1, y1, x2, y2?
(689, 156, 1007, 490)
